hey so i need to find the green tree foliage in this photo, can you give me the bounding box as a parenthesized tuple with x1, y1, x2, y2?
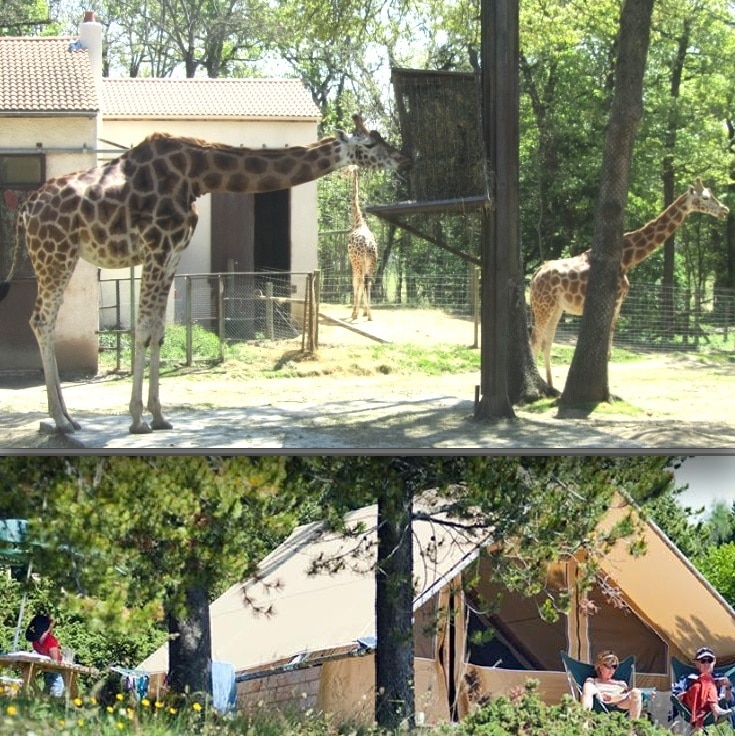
(0, 456, 295, 692)
(696, 542, 735, 605)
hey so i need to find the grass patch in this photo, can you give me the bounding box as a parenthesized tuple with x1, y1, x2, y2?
(523, 396, 645, 417)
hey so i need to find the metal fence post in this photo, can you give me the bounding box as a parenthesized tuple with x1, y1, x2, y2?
(218, 276, 225, 361)
(185, 276, 193, 366)
(314, 269, 321, 350)
(472, 265, 480, 348)
(265, 281, 274, 339)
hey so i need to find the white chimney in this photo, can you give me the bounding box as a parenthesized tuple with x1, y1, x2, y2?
(78, 11, 103, 86)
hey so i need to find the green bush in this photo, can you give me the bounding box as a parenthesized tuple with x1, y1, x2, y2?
(455, 681, 671, 736)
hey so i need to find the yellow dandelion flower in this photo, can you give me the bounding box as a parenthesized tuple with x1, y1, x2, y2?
(90, 697, 98, 705)
(168, 707, 177, 715)
(192, 702, 202, 712)
(141, 698, 151, 707)
(154, 701, 164, 709)
(77, 719, 85, 727)
(116, 692, 124, 701)
(107, 706, 115, 714)
(74, 697, 84, 707)
(117, 721, 125, 730)
(5, 705, 18, 717)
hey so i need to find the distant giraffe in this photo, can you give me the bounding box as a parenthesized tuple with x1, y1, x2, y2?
(343, 165, 377, 320)
(0, 115, 409, 434)
(530, 178, 729, 388)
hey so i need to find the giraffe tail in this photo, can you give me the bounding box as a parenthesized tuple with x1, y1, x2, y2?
(0, 195, 27, 303)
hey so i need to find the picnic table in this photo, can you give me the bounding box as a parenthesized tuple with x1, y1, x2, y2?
(0, 652, 98, 698)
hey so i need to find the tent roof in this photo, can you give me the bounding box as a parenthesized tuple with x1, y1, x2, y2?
(138, 494, 735, 674)
(138, 495, 489, 673)
(598, 496, 735, 660)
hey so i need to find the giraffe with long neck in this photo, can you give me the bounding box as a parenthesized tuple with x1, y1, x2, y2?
(529, 178, 729, 388)
(0, 114, 409, 434)
(344, 165, 378, 320)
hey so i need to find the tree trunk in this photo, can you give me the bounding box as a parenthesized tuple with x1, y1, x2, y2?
(507, 275, 552, 403)
(375, 484, 414, 732)
(662, 18, 690, 325)
(559, 0, 654, 407)
(475, 0, 517, 419)
(166, 584, 212, 699)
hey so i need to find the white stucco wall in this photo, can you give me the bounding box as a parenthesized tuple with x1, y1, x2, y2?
(100, 118, 320, 278)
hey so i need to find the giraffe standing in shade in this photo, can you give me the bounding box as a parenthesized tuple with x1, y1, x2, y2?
(530, 178, 729, 388)
(344, 165, 377, 321)
(0, 114, 409, 434)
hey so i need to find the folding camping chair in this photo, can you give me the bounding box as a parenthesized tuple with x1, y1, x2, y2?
(670, 656, 735, 733)
(560, 651, 636, 715)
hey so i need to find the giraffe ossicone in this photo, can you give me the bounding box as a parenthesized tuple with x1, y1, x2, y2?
(0, 114, 409, 434)
(529, 178, 729, 389)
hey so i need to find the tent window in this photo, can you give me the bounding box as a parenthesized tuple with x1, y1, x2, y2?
(468, 558, 568, 670)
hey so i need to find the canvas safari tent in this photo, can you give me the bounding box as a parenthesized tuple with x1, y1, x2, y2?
(138, 493, 735, 726)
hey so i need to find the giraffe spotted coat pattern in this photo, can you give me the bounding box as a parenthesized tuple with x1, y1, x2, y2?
(0, 115, 409, 434)
(529, 178, 729, 388)
(343, 165, 377, 321)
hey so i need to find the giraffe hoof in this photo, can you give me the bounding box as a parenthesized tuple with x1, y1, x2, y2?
(41, 418, 79, 435)
(150, 418, 173, 431)
(129, 421, 152, 434)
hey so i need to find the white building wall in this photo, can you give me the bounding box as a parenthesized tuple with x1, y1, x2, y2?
(100, 118, 320, 278)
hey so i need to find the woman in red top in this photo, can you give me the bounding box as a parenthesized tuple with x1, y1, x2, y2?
(25, 613, 64, 695)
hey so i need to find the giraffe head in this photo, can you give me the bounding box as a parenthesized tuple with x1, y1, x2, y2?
(336, 114, 410, 171)
(687, 177, 729, 219)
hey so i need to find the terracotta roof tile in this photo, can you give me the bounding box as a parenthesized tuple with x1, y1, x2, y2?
(102, 78, 321, 120)
(0, 36, 98, 113)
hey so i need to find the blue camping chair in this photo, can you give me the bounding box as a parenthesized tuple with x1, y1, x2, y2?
(671, 656, 735, 732)
(560, 651, 636, 715)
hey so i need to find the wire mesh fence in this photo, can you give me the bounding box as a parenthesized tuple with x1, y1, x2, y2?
(98, 271, 314, 366)
(99, 268, 735, 366)
(321, 270, 735, 353)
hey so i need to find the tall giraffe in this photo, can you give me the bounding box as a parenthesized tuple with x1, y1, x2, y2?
(343, 165, 378, 320)
(530, 178, 729, 388)
(0, 115, 409, 434)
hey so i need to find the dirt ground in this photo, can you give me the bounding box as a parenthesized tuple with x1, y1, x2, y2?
(1, 308, 734, 451)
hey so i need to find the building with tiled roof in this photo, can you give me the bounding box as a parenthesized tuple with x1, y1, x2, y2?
(102, 78, 320, 120)
(0, 14, 322, 376)
(0, 36, 98, 114)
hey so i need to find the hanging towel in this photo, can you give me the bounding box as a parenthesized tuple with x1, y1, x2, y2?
(211, 661, 236, 713)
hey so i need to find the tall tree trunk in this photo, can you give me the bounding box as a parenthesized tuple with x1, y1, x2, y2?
(662, 18, 691, 326)
(375, 480, 414, 732)
(166, 584, 212, 699)
(560, 0, 654, 406)
(475, 0, 517, 419)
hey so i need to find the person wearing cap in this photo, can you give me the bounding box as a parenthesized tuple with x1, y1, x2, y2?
(25, 613, 64, 696)
(581, 650, 643, 719)
(675, 646, 734, 729)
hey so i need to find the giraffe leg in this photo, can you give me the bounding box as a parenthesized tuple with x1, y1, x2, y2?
(29, 257, 81, 433)
(364, 274, 372, 320)
(351, 269, 362, 320)
(128, 258, 179, 434)
(530, 307, 562, 388)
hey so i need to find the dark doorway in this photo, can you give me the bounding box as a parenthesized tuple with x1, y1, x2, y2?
(254, 189, 290, 271)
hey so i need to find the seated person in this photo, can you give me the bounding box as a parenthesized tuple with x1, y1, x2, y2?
(582, 650, 642, 719)
(25, 613, 64, 696)
(674, 646, 734, 729)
